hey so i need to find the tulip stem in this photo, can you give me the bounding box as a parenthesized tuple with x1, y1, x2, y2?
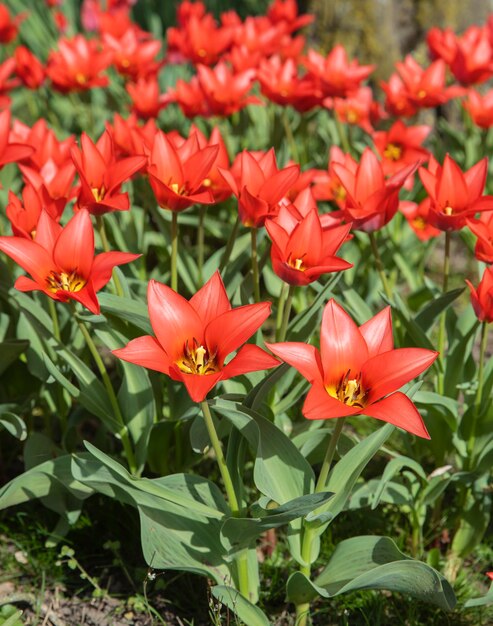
(219, 215, 241, 274)
(296, 417, 346, 626)
(334, 113, 351, 154)
(197, 205, 207, 287)
(75, 314, 137, 475)
(251, 228, 261, 303)
(96, 216, 124, 298)
(467, 321, 489, 463)
(278, 285, 295, 342)
(276, 283, 289, 340)
(48, 298, 61, 342)
(437, 231, 451, 395)
(200, 401, 250, 599)
(171, 211, 179, 292)
(281, 108, 299, 163)
(368, 232, 392, 300)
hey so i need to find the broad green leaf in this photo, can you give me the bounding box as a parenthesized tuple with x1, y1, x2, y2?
(0, 339, 29, 376)
(99, 293, 152, 334)
(287, 536, 456, 611)
(0, 609, 24, 626)
(211, 586, 270, 626)
(464, 581, 493, 608)
(0, 412, 26, 440)
(415, 288, 464, 332)
(221, 492, 333, 552)
(210, 397, 315, 503)
(372, 455, 426, 510)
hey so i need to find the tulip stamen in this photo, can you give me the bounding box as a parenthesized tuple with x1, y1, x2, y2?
(46, 269, 87, 293)
(444, 205, 454, 216)
(383, 143, 402, 161)
(176, 338, 219, 375)
(92, 186, 106, 202)
(327, 370, 368, 408)
(287, 253, 306, 271)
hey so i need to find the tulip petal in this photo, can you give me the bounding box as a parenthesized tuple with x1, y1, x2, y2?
(360, 307, 394, 357)
(363, 348, 438, 402)
(206, 302, 271, 362)
(221, 344, 279, 379)
(91, 251, 140, 292)
(264, 341, 323, 384)
(0, 236, 52, 284)
(363, 392, 430, 438)
(173, 368, 223, 403)
(113, 335, 172, 375)
(320, 299, 369, 385)
(303, 382, 362, 420)
(53, 209, 94, 278)
(189, 271, 231, 326)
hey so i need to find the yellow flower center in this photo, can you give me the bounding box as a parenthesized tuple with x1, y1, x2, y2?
(417, 89, 427, 99)
(287, 255, 305, 271)
(346, 109, 359, 124)
(175, 339, 219, 376)
(334, 184, 346, 202)
(383, 143, 402, 161)
(92, 186, 106, 202)
(121, 58, 130, 68)
(170, 182, 187, 195)
(326, 371, 368, 408)
(197, 49, 207, 58)
(202, 178, 212, 187)
(75, 73, 87, 85)
(443, 205, 454, 216)
(412, 216, 426, 230)
(46, 270, 86, 293)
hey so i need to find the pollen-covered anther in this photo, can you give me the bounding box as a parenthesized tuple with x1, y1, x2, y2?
(287, 253, 306, 271)
(383, 143, 402, 161)
(176, 338, 219, 375)
(92, 186, 106, 202)
(444, 205, 454, 216)
(326, 370, 368, 408)
(46, 269, 87, 293)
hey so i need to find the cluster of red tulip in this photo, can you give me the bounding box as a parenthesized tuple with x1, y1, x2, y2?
(1, 0, 493, 619)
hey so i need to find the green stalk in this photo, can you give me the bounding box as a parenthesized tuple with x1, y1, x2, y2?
(96, 216, 124, 298)
(75, 314, 137, 475)
(197, 205, 207, 286)
(219, 215, 241, 274)
(48, 298, 61, 342)
(200, 401, 250, 599)
(281, 108, 300, 163)
(278, 285, 295, 342)
(275, 283, 289, 341)
(467, 321, 489, 462)
(368, 232, 393, 301)
(296, 418, 346, 626)
(251, 228, 261, 303)
(171, 211, 179, 292)
(333, 113, 351, 154)
(437, 231, 451, 395)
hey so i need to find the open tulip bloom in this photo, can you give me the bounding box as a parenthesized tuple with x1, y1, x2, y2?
(113, 271, 279, 402)
(266, 299, 438, 438)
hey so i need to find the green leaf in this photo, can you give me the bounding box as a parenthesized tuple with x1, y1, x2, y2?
(210, 398, 315, 503)
(99, 293, 152, 334)
(372, 455, 426, 510)
(221, 492, 333, 553)
(211, 586, 270, 626)
(0, 339, 29, 376)
(415, 288, 464, 332)
(1, 610, 24, 626)
(464, 581, 493, 608)
(0, 412, 26, 440)
(287, 536, 456, 611)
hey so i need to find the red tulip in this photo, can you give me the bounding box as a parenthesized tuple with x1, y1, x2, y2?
(0, 209, 139, 314)
(14, 46, 45, 89)
(426, 26, 458, 65)
(331, 147, 417, 232)
(265, 193, 352, 286)
(0, 4, 24, 43)
(219, 148, 300, 227)
(487, 572, 493, 580)
(257, 55, 321, 111)
(267, 0, 314, 32)
(113, 271, 278, 402)
(326, 86, 385, 135)
(71, 131, 146, 215)
(399, 200, 440, 242)
(168, 75, 210, 118)
(302, 45, 375, 99)
(47, 35, 112, 92)
(462, 89, 493, 129)
(266, 299, 437, 438)
(196, 62, 261, 117)
(449, 26, 493, 86)
(147, 130, 218, 212)
(126, 75, 170, 119)
(467, 211, 493, 263)
(419, 154, 493, 231)
(6, 184, 63, 240)
(166, 13, 234, 66)
(466, 267, 493, 323)
(372, 120, 431, 189)
(103, 30, 162, 80)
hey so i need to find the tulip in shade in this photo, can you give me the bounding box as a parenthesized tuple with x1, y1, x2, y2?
(113, 272, 278, 402)
(331, 147, 418, 232)
(419, 154, 493, 231)
(466, 267, 493, 324)
(265, 197, 352, 286)
(266, 299, 438, 438)
(399, 199, 440, 242)
(0, 209, 139, 314)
